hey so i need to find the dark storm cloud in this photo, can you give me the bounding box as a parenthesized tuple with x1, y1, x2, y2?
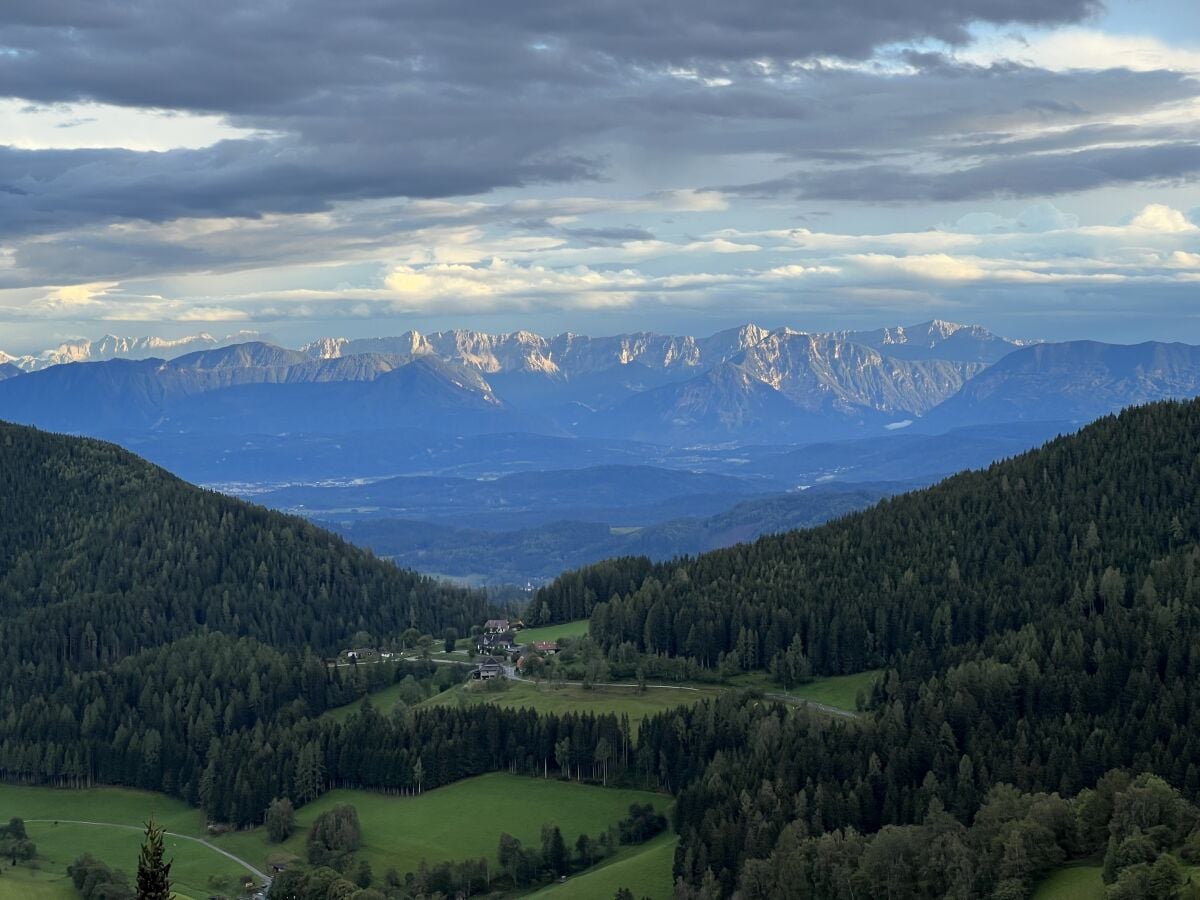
(727, 142, 1200, 202)
(6, 0, 1198, 245)
(0, 0, 1102, 112)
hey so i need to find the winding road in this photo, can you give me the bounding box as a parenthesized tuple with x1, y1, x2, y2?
(25, 818, 270, 891)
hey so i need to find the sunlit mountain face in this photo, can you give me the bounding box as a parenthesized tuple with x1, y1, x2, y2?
(1, 0, 1198, 351)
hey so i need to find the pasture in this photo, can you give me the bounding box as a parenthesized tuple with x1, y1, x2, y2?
(0, 784, 258, 899)
(529, 830, 677, 899)
(217, 772, 668, 880)
(517, 620, 591, 643)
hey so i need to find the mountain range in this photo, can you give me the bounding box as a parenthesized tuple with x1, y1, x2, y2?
(4, 321, 1200, 453)
(0, 330, 265, 371)
(0, 319, 1031, 443)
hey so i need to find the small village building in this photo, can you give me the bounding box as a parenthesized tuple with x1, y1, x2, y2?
(472, 657, 504, 680)
(484, 618, 510, 634)
(477, 630, 517, 653)
(532, 641, 559, 654)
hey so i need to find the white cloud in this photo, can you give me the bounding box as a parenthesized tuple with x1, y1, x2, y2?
(1128, 203, 1198, 233)
(947, 201, 1080, 234)
(0, 100, 261, 152)
(962, 29, 1200, 75)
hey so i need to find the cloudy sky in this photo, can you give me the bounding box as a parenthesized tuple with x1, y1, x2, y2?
(2, 0, 1199, 352)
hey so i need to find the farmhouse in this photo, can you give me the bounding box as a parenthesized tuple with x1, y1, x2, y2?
(532, 641, 559, 654)
(484, 618, 510, 634)
(472, 656, 505, 680)
(477, 630, 517, 653)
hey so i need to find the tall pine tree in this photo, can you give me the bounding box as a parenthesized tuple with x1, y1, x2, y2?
(136, 818, 172, 900)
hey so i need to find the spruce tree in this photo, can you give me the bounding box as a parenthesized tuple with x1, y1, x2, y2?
(136, 818, 172, 900)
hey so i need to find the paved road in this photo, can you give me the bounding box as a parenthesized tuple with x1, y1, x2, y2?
(26, 818, 270, 889)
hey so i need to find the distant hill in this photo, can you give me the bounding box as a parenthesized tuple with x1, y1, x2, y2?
(0, 419, 487, 671)
(925, 340, 1200, 429)
(333, 482, 903, 584)
(258, 464, 771, 530)
(0, 348, 516, 435)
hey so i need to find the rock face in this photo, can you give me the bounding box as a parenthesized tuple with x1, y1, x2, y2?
(0, 332, 264, 371)
(0, 320, 1061, 443)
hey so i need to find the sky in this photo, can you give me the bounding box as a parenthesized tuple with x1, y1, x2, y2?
(1, 0, 1199, 353)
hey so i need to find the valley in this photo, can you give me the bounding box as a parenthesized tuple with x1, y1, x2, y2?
(5, 340, 1200, 899)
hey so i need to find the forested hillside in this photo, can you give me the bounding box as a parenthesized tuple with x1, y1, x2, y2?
(0, 421, 498, 822)
(9, 404, 1200, 899)
(536, 399, 1199, 674)
(0, 421, 487, 666)
(534, 399, 1200, 895)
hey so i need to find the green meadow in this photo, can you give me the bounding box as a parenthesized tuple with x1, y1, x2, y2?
(729, 668, 880, 712)
(0, 784, 255, 900)
(1033, 861, 1200, 900)
(528, 830, 677, 899)
(517, 620, 591, 643)
(1, 775, 669, 897)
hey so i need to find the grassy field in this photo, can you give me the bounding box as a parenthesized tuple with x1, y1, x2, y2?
(217, 773, 667, 880)
(322, 662, 474, 723)
(1033, 861, 1200, 899)
(529, 830, 677, 899)
(0, 868, 76, 900)
(518, 620, 591, 643)
(1032, 865, 1105, 900)
(423, 680, 714, 736)
(730, 669, 880, 712)
(0, 784, 257, 899)
(2, 776, 668, 896)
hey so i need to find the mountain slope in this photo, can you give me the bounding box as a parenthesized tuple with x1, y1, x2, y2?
(0, 419, 487, 673)
(825, 318, 1026, 362)
(0, 331, 263, 371)
(591, 334, 983, 443)
(0, 350, 511, 435)
(925, 339, 1200, 429)
(735, 332, 982, 414)
(537, 398, 1200, 892)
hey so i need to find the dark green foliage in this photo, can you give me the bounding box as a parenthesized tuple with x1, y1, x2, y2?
(0, 817, 35, 863)
(712, 774, 1196, 900)
(619, 400, 1200, 892)
(306, 804, 361, 868)
(269, 865, 358, 899)
(69, 853, 134, 900)
(135, 819, 171, 900)
(619, 803, 667, 844)
(0, 422, 487, 672)
(0, 421, 490, 822)
(266, 797, 297, 843)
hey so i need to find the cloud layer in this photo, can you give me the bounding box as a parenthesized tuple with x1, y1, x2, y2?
(0, 0, 1198, 344)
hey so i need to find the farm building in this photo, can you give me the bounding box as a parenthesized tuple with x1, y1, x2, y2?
(472, 657, 505, 680)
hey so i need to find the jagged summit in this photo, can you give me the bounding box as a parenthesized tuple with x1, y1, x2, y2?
(0, 331, 265, 372)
